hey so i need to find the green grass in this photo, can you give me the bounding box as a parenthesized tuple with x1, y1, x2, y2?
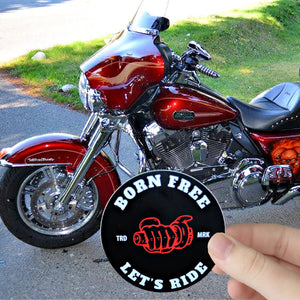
(1, 0, 300, 108)
(161, 0, 300, 100)
(1, 39, 107, 109)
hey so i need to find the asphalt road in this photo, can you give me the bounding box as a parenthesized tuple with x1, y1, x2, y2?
(0, 0, 299, 299)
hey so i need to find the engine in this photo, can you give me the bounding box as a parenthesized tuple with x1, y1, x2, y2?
(143, 121, 231, 171)
(143, 121, 297, 208)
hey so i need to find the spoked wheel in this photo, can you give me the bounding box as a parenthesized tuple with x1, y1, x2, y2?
(0, 166, 102, 248)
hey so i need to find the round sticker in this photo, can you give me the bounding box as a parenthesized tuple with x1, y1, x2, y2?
(101, 170, 225, 292)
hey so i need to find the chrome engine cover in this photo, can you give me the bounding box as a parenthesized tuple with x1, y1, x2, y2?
(232, 159, 295, 207)
(143, 121, 230, 171)
(143, 121, 194, 170)
(232, 158, 268, 207)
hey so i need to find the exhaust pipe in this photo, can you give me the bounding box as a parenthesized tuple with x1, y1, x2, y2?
(273, 185, 300, 205)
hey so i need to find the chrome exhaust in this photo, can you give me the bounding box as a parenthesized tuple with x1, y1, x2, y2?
(273, 185, 300, 205)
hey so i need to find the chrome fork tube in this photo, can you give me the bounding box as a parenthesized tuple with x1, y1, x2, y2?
(112, 129, 135, 177)
(112, 124, 148, 176)
(126, 123, 147, 173)
(80, 112, 99, 141)
(55, 123, 113, 209)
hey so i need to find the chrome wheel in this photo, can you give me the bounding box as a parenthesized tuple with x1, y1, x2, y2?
(17, 166, 99, 236)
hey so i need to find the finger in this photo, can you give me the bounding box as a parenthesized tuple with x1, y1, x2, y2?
(227, 278, 265, 300)
(211, 265, 226, 275)
(266, 254, 300, 275)
(139, 217, 160, 229)
(226, 223, 300, 266)
(173, 215, 193, 223)
(143, 227, 156, 250)
(212, 256, 300, 276)
(208, 233, 300, 300)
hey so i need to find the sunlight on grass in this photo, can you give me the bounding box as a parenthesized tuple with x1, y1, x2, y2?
(239, 69, 253, 74)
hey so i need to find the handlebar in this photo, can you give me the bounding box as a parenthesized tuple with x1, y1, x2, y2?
(170, 40, 220, 79)
(196, 64, 220, 78)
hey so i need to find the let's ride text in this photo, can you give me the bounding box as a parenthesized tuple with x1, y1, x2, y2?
(120, 261, 208, 290)
(114, 174, 211, 211)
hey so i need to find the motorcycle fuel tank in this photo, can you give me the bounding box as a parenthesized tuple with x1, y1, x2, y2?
(152, 85, 237, 130)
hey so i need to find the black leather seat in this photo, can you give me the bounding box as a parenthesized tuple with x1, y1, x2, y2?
(227, 82, 300, 132)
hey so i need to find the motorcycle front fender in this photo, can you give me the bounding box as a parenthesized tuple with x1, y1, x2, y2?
(0, 133, 121, 209)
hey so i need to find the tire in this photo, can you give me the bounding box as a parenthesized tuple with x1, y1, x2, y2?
(0, 166, 102, 248)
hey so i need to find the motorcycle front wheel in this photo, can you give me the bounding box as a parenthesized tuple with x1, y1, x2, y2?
(0, 166, 102, 248)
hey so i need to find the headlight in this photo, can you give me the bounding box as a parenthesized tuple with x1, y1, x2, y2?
(79, 72, 89, 109)
(78, 72, 106, 112)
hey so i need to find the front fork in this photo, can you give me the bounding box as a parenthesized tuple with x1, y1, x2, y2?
(54, 115, 124, 212)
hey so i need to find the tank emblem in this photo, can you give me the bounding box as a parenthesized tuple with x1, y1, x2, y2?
(173, 111, 195, 121)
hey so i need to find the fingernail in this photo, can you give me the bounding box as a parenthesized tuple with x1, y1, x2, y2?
(208, 233, 234, 260)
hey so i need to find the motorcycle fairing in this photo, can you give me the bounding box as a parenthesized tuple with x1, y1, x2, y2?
(0, 133, 121, 209)
(81, 30, 165, 111)
(227, 82, 300, 132)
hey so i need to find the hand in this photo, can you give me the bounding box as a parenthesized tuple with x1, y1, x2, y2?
(208, 223, 300, 300)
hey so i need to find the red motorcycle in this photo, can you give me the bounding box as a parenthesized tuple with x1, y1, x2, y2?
(0, 1, 299, 248)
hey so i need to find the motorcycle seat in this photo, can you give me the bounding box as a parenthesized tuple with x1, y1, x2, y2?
(227, 82, 300, 132)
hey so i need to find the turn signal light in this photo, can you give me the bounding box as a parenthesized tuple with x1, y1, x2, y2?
(0, 148, 9, 159)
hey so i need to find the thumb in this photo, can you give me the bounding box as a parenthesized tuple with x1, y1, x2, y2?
(208, 233, 300, 300)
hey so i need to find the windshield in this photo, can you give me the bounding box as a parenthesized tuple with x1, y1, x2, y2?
(129, 0, 170, 34)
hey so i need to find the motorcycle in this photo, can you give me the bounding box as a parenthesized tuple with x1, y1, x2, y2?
(0, 0, 299, 249)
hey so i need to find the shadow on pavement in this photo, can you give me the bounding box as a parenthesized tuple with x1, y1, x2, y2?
(0, 74, 87, 148)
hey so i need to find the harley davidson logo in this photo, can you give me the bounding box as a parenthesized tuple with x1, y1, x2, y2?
(101, 170, 225, 292)
(173, 110, 195, 121)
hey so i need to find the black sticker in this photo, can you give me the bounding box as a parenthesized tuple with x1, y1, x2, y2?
(101, 170, 225, 292)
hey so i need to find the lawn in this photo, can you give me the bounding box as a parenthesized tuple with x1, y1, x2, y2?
(1, 0, 299, 109)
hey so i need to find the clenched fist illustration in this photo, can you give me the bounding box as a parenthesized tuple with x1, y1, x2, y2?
(133, 215, 193, 254)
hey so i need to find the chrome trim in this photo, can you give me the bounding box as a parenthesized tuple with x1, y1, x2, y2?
(138, 149, 147, 173)
(0, 159, 13, 167)
(274, 185, 300, 205)
(128, 25, 159, 36)
(0, 159, 72, 168)
(87, 88, 106, 112)
(111, 129, 134, 177)
(55, 128, 113, 210)
(80, 113, 99, 141)
(108, 122, 147, 177)
(261, 165, 293, 187)
(55, 115, 127, 209)
(126, 122, 147, 173)
(17, 166, 99, 236)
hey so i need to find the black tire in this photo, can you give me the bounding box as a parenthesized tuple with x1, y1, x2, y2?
(0, 166, 102, 248)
